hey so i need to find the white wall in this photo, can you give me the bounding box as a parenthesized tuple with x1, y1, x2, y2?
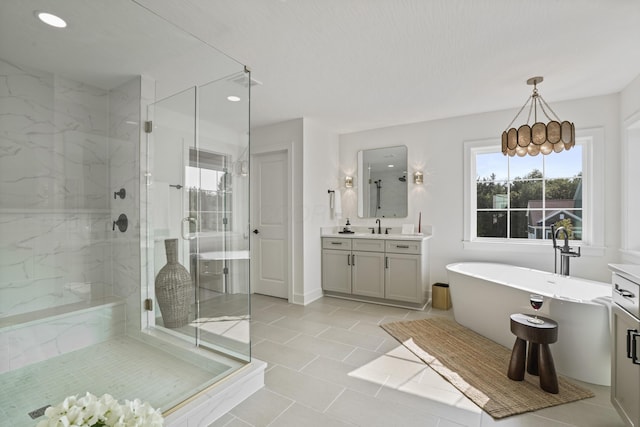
(251, 118, 338, 304)
(620, 74, 640, 264)
(302, 119, 339, 304)
(340, 94, 621, 284)
(621, 74, 640, 120)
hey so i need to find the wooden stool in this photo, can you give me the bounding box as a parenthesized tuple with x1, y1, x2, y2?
(507, 313, 559, 394)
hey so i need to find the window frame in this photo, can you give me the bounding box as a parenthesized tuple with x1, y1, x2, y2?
(186, 148, 232, 235)
(463, 128, 605, 255)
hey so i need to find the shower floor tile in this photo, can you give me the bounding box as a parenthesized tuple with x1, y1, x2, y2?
(1, 335, 235, 427)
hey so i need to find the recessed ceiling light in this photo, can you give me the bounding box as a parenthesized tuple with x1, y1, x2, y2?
(227, 96, 241, 102)
(37, 12, 67, 28)
(387, 164, 394, 168)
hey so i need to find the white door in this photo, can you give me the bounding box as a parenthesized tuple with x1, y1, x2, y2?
(251, 150, 289, 299)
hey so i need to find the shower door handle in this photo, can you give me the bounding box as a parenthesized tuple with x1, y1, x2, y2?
(182, 217, 196, 240)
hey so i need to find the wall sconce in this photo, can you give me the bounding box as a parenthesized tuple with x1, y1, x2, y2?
(345, 176, 354, 188)
(413, 171, 424, 184)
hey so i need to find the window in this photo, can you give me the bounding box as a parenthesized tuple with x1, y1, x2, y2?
(464, 128, 604, 251)
(475, 147, 582, 240)
(185, 149, 231, 234)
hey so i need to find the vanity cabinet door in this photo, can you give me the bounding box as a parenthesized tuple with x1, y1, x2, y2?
(322, 249, 352, 293)
(611, 304, 640, 427)
(385, 253, 422, 303)
(351, 251, 385, 298)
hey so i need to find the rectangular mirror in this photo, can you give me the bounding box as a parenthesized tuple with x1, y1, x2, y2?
(357, 146, 408, 218)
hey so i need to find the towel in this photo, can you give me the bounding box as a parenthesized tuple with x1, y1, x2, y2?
(333, 189, 342, 219)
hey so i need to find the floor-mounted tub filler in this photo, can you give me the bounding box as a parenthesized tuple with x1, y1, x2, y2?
(446, 262, 612, 386)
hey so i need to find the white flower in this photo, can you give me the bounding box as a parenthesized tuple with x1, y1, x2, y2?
(36, 393, 163, 427)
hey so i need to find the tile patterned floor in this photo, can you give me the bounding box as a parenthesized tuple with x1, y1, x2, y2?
(211, 294, 624, 427)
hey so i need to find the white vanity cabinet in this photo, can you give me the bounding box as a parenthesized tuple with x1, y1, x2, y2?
(612, 304, 640, 427)
(321, 235, 430, 307)
(610, 265, 640, 427)
(321, 238, 385, 297)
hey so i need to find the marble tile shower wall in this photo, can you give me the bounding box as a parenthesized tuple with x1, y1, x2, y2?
(0, 60, 142, 372)
(0, 58, 113, 318)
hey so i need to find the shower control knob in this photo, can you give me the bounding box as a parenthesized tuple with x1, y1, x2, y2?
(112, 213, 128, 232)
(113, 188, 126, 199)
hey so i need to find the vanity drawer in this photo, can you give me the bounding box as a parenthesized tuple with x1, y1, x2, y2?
(385, 240, 421, 255)
(322, 238, 352, 250)
(352, 239, 385, 252)
(613, 273, 640, 318)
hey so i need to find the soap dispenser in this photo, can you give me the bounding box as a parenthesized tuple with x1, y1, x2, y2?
(344, 218, 351, 232)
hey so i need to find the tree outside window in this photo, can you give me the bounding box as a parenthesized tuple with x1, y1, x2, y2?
(475, 146, 582, 241)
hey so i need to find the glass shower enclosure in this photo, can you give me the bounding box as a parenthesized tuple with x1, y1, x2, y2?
(146, 75, 251, 360)
(0, 0, 252, 425)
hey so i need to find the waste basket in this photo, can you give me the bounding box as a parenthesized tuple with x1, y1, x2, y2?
(432, 283, 452, 310)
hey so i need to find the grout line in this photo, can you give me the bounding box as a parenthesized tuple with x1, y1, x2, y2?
(347, 319, 361, 331)
(322, 387, 347, 414)
(374, 374, 392, 398)
(297, 354, 319, 372)
(341, 347, 358, 363)
(220, 414, 243, 427)
(374, 338, 393, 353)
(264, 399, 295, 427)
(313, 325, 332, 337)
(266, 315, 286, 325)
(282, 332, 302, 346)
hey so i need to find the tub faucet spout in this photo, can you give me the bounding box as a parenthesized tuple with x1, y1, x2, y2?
(551, 225, 581, 276)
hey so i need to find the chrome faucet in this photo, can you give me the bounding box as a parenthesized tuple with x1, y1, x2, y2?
(375, 218, 381, 234)
(551, 225, 581, 276)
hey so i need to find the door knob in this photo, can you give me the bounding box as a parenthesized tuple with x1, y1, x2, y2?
(253, 229, 259, 234)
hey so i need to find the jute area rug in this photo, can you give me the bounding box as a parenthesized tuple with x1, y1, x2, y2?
(381, 317, 594, 419)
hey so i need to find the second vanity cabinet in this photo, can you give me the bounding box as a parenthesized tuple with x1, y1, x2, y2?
(322, 236, 429, 306)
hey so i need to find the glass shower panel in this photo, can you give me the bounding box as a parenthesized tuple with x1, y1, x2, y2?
(147, 87, 197, 341)
(147, 71, 251, 362)
(192, 71, 251, 361)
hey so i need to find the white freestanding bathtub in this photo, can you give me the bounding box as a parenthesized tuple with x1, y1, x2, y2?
(446, 262, 612, 385)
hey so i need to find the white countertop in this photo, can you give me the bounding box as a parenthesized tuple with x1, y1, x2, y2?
(321, 231, 432, 241)
(609, 263, 640, 282)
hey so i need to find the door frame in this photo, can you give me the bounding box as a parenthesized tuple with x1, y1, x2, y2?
(250, 142, 294, 303)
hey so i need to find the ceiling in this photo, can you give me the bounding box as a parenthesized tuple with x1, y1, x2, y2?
(3, 0, 640, 135)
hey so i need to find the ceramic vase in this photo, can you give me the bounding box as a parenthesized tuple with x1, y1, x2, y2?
(155, 238, 192, 328)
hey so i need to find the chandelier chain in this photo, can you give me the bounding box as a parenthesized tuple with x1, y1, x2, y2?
(537, 95, 562, 122)
(505, 95, 533, 131)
